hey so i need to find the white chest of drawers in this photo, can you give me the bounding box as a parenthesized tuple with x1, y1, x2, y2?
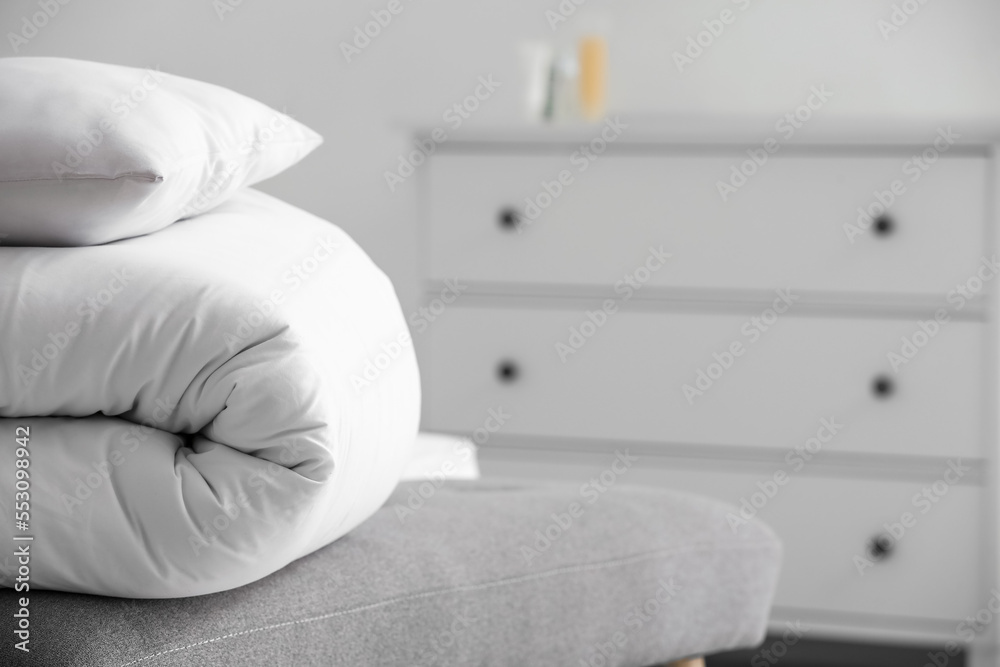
(414, 120, 1000, 664)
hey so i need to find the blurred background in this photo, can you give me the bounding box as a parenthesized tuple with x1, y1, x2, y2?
(3, 0, 995, 314)
(5, 0, 999, 664)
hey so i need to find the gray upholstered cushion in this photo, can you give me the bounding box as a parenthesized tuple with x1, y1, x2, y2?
(2, 480, 781, 666)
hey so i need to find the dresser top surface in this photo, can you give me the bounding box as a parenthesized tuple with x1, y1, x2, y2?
(412, 114, 1000, 148)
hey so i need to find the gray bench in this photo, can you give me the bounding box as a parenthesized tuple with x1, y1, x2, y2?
(1, 481, 781, 666)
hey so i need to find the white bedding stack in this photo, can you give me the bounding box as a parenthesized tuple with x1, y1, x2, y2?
(0, 59, 420, 598)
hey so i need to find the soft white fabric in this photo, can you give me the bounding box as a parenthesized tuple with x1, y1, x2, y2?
(0, 189, 420, 598)
(0, 57, 322, 246)
(401, 433, 479, 482)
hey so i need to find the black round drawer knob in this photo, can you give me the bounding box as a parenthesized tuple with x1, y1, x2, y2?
(873, 214, 894, 237)
(498, 208, 520, 231)
(496, 360, 520, 383)
(872, 375, 895, 399)
(867, 533, 895, 561)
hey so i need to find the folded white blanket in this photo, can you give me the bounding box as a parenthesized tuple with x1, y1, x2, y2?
(0, 189, 420, 598)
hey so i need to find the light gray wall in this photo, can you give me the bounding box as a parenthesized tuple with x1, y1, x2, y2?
(3, 0, 998, 314)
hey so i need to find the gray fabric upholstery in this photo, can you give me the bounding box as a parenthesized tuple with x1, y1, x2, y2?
(2, 480, 781, 666)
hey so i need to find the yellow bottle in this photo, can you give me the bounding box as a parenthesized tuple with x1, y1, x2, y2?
(578, 35, 607, 121)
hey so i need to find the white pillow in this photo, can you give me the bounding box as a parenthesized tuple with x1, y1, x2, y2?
(0, 57, 323, 246)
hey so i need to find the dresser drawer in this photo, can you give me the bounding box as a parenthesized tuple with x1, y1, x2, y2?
(421, 307, 983, 458)
(426, 152, 987, 296)
(478, 448, 981, 623)
(706, 471, 980, 624)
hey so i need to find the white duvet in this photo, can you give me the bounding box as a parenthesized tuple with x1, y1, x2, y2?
(0, 189, 420, 598)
